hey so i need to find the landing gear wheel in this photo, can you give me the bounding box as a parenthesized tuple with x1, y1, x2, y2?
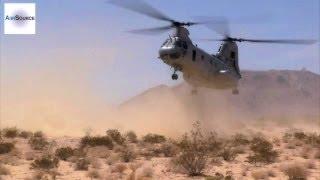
(172, 74, 178, 80)
(232, 89, 239, 95)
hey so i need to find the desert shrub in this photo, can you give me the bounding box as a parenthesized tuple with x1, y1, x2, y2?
(126, 131, 138, 143)
(31, 155, 59, 170)
(106, 129, 125, 145)
(231, 133, 250, 146)
(0, 142, 14, 154)
(87, 169, 100, 179)
(3, 127, 19, 138)
(143, 133, 166, 144)
(173, 122, 208, 176)
(111, 163, 127, 174)
(80, 135, 113, 149)
(18, 130, 33, 139)
(282, 164, 307, 180)
(119, 147, 136, 162)
(248, 136, 278, 164)
(219, 147, 237, 161)
(55, 147, 74, 160)
(206, 132, 223, 155)
(75, 158, 90, 170)
(0, 164, 10, 175)
(294, 131, 307, 140)
(28, 134, 49, 150)
(33, 131, 45, 138)
(314, 149, 320, 159)
(160, 142, 178, 157)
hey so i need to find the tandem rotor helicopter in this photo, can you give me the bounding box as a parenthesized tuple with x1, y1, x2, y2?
(110, 0, 317, 94)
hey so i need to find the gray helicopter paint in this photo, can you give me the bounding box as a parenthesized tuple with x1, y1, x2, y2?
(159, 27, 240, 90)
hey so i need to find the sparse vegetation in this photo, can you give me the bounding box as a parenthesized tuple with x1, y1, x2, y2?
(18, 130, 33, 139)
(80, 135, 113, 149)
(31, 155, 59, 170)
(55, 147, 74, 160)
(219, 147, 237, 161)
(0, 142, 14, 154)
(106, 129, 125, 145)
(28, 133, 49, 150)
(125, 131, 138, 143)
(248, 136, 278, 164)
(174, 122, 209, 176)
(75, 158, 90, 170)
(282, 164, 307, 180)
(0, 164, 10, 175)
(87, 169, 100, 179)
(119, 146, 136, 162)
(142, 133, 166, 144)
(3, 127, 19, 138)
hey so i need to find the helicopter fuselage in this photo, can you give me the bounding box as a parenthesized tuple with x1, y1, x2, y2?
(158, 28, 241, 91)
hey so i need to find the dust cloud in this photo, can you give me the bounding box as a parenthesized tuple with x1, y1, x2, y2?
(1, 49, 319, 137)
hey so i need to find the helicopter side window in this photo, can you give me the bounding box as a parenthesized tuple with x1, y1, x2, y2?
(192, 50, 196, 61)
(230, 51, 236, 59)
(182, 41, 188, 49)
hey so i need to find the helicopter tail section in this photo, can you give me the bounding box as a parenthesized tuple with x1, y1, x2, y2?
(217, 41, 241, 77)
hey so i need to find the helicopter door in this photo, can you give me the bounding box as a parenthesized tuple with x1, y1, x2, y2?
(192, 50, 196, 61)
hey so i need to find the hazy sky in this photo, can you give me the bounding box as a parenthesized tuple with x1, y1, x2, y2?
(1, 0, 319, 104)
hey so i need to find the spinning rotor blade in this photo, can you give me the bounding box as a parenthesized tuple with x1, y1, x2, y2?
(109, 0, 173, 22)
(233, 38, 317, 44)
(200, 38, 317, 45)
(194, 16, 231, 37)
(127, 25, 172, 34)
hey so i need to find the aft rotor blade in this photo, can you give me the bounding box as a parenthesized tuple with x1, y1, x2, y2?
(127, 25, 172, 35)
(194, 16, 231, 37)
(237, 38, 317, 44)
(109, 0, 173, 22)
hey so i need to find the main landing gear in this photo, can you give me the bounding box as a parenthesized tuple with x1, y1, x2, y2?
(171, 67, 179, 80)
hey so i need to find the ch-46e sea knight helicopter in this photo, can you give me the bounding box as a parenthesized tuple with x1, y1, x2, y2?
(110, 0, 316, 94)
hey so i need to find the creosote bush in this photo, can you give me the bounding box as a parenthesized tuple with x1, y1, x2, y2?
(174, 122, 208, 176)
(3, 127, 19, 138)
(18, 130, 33, 139)
(31, 155, 59, 170)
(248, 136, 278, 164)
(75, 158, 90, 171)
(28, 133, 49, 150)
(142, 133, 166, 144)
(126, 131, 138, 143)
(55, 147, 74, 160)
(119, 146, 136, 162)
(80, 135, 113, 149)
(0, 142, 14, 154)
(106, 129, 125, 145)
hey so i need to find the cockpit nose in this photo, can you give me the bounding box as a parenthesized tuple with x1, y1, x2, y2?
(159, 46, 181, 60)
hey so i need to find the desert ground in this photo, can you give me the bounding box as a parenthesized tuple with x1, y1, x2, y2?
(0, 122, 319, 180)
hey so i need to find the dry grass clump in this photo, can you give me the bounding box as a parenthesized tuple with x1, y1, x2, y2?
(119, 146, 136, 162)
(3, 127, 19, 138)
(111, 163, 127, 174)
(28, 132, 49, 150)
(251, 169, 276, 180)
(55, 147, 74, 160)
(125, 131, 138, 143)
(231, 133, 250, 146)
(75, 158, 90, 171)
(282, 163, 308, 180)
(0, 164, 10, 175)
(142, 133, 166, 144)
(80, 135, 113, 149)
(0, 142, 15, 154)
(106, 129, 125, 145)
(173, 122, 208, 176)
(18, 130, 33, 139)
(219, 146, 237, 161)
(31, 155, 59, 170)
(87, 169, 101, 179)
(248, 136, 278, 164)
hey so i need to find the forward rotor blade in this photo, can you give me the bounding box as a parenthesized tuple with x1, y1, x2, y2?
(127, 25, 172, 35)
(109, 0, 173, 22)
(194, 16, 231, 37)
(237, 38, 317, 44)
